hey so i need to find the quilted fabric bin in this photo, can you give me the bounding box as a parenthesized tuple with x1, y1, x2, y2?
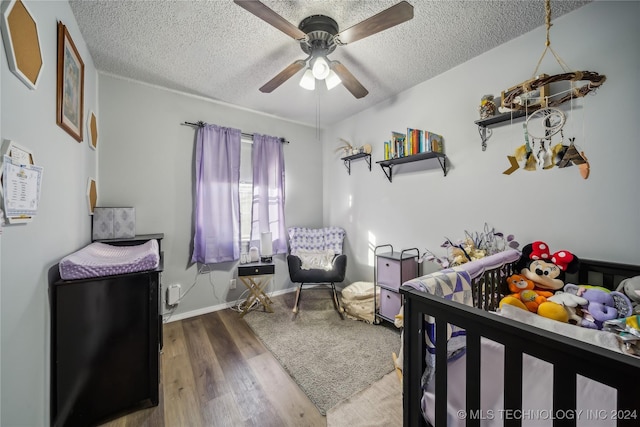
(92, 207, 136, 240)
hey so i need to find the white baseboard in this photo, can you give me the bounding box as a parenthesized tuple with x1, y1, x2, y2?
(164, 287, 296, 323)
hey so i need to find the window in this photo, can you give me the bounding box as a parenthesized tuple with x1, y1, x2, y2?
(239, 181, 252, 243)
(239, 133, 287, 256)
(239, 137, 253, 246)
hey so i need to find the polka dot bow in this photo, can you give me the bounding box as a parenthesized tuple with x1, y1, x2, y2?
(529, 241, 574, 271)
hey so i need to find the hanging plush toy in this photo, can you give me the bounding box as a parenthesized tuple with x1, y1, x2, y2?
(503, 109, 565, 175)
(502, 107, 590, 178)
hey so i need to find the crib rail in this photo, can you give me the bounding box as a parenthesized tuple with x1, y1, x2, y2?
(572, 258, 640, 290)
(400, 286, 640, 427)
(471, 261, 516, 311)
(400, 256, 640, 427)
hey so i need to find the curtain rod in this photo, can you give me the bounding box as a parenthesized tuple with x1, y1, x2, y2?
(182, 121, 289, 144)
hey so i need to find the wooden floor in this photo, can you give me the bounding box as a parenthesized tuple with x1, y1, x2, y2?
(100, 308, 326, 427)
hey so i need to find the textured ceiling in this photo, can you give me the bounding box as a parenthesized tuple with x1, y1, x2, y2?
(69, 0, 590, 127)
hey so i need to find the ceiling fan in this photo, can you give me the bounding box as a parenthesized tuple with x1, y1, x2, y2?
(234, 0, 414, 99)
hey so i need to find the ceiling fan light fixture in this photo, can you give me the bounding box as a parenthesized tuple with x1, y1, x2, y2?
(235, 1, 414, 98)
(299, 68, 316, 90)
(325, 69, 341, 90)
(311, 56, 330, 80)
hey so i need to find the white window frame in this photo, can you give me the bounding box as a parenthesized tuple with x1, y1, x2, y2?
(239, 137, 253, 247)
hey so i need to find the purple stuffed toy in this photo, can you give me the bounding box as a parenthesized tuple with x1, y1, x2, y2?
(564, 284, 633, 329)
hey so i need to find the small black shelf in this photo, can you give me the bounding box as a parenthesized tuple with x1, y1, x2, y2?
(475, 110, 527, 151)
(341, 152, 371, 175)
(376, 151, 447, 182)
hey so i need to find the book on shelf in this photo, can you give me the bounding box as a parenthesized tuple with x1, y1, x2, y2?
(427, 131, 444, 153)
(391, 131, 406, 158)
(404, 128, 418, 156)
(385, 129, 444, 159)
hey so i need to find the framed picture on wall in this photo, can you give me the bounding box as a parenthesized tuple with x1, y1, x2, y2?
(56, 21, 84, 142)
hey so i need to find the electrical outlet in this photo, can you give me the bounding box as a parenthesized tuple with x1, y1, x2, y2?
(167, 284, 181, 305)
(230, 279, 236, 289)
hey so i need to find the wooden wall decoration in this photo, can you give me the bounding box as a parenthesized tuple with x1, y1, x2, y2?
(56, 22, 85, 142)
(86, 178, 97, 215)
(87, 111, 98, 150)
(501, 71, 606, 112)
(0, 0, 44, 89)
(500, 0, 606, 113)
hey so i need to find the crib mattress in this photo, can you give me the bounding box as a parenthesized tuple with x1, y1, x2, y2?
(59, 240, 160, 280)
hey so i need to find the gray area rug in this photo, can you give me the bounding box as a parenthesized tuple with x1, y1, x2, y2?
(243, 288, 400, 415)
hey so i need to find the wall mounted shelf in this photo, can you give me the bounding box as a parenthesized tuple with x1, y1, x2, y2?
(475, 110, 527, 151)
(376, 152, 447, 182)
(341, 152, 371, 175)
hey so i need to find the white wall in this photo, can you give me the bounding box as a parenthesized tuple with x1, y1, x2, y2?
(323, 1, 640, 283)
(1, 1, 98, 425)
(98, 75, 321, 320)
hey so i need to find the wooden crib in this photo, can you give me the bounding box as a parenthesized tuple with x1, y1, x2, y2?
(400, 258, 640, 427)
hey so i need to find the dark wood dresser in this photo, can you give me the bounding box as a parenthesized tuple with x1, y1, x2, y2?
(50, 236, 163, 426)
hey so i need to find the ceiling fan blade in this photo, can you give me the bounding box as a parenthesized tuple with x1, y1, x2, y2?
(259, 60, 307, 93)
(330, 61, 368, 99)
(335, 1, 414, 45)
(234, 0, 306, 40)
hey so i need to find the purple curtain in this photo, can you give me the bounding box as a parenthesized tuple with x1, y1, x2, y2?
(191, 124, 241, 264)
(250, 134, 287, 255)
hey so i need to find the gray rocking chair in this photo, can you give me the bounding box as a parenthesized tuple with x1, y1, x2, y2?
(286, 227, 347, 319)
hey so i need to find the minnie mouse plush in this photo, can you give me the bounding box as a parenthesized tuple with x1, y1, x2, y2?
(515, 241, 580, 291)
(500, 241, 581, 322)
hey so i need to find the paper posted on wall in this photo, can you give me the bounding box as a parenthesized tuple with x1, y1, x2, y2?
(2, 154, 43, 218)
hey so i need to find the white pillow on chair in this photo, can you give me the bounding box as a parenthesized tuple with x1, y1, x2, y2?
(296, 248, 335, 270)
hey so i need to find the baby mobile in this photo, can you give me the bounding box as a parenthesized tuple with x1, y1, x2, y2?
(496, 0, 606, 179)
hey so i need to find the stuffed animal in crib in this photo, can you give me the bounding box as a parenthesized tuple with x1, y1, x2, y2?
(499, 274, 554, 313)
(616, 276, 640, 314)
(515, 241, 580, 291)
(499, 274, 570, 321)
(563, 284, 633, 329)
(546, 291, 588, 324)
(501, 241, 581, 322)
